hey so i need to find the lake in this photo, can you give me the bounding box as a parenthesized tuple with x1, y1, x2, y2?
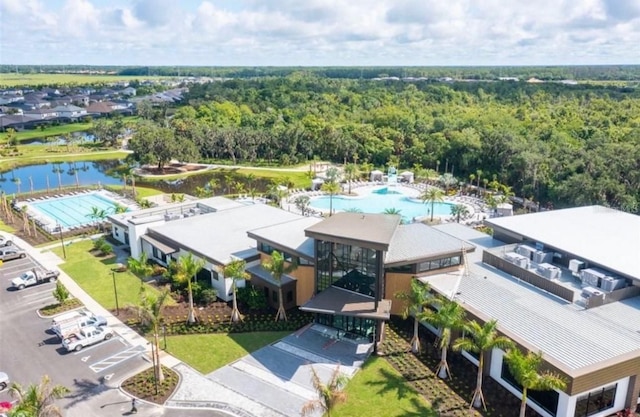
(22, 131, 96, 146)
(0, 161, 123, 194)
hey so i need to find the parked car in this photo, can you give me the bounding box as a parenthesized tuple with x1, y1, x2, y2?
(0, 248, 26, 262)
(0, 236, 13, 247)
(0, 371, 8, 390)
(62, 326, 114, 352)
(52, 314, 107, 340)
(11, 269, 60, 290)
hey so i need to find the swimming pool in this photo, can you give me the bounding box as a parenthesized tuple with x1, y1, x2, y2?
(31, 192, 124, 229)
(309, 187, 454, 220)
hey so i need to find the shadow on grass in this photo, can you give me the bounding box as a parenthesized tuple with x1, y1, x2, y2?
(365, 366, 419, 401)
(399, 397, 439, 417)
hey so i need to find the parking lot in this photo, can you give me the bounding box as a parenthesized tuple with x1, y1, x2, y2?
(0, 246, 148, 408)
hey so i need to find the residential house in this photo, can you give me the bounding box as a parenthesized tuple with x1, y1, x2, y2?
(23, 108, 58, 120)
(51, 104, 87, 118)
(121, 87, 137, 96)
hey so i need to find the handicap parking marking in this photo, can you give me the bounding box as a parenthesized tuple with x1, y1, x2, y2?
(72, 336, 121, 355)
(89, 345, 146, 373)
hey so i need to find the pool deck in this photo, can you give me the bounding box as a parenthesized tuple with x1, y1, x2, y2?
(15, 189, 139, 233)
(283, 181, 489, 225)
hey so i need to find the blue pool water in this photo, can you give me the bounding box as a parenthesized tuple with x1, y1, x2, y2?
(310, 187, 454, 220)
(31, 193, 122, 228)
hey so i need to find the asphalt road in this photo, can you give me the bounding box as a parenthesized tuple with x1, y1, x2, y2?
(0, 246, 231, 417)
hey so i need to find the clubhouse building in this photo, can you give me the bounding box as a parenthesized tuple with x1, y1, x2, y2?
(108, 200, 640, 417)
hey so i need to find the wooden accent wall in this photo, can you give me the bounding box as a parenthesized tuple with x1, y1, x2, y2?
(258, 253, 315, 306)
(384, 272, 413, 315)
(570, 352, 640, 396)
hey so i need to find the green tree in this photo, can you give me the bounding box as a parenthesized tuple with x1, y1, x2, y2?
(262, 251, 298, 321)
(301, 366, 348, 417)
(321, 181, 341, 216)
(383, 207, 402, 215)
(52, 282, 69, 305)
(421, 187, 445, 222)
(450, 204, 470, 223)
(452, 320, 514, 409)
(136, 286, 171, 383)
(504, 349, 566, 417)
(175, 253, 206, 324)
(294, 195, 311, 215)
(8, 375, 70, 417)
(127, 252, 153, 281)
(395, 280, 433, 353)
(343, 163, 358, 194)
(6, 128, 18, 147)
(86, 206, 108, 231)
(221, 259, 250, 323)
(420, 296, 465, 379)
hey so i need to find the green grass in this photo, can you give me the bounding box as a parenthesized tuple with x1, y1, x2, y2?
(0, 116, 139, 142)
(333, 357, 435, 417)
(0, 220, 16, 233)
(0, 149, 129, 171)
(107, 185, 163, 199)
(233, 168, 310, 188)
(49, 239, 174, 310)
(165, 332, 291, 374)
(0, 73, 169, 87)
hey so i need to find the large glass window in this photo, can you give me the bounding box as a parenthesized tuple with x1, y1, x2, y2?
(574, 385, 617, 417)
(316, 314, 375, 339)
(152, 247, 167, 263)
(501, 361, 559, 416)
(315, 240, 379, 297)
(417, 256, 463, 273)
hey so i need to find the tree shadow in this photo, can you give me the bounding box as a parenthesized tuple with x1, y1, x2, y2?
(398, 397, 440, 417)
(63, 378, 110, 409)
(364, 366, 416, 400)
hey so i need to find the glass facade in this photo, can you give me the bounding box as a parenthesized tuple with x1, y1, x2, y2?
(574, 385, 617, 417)
(317, 313, 375, 340)
(316, 240, 380, 297)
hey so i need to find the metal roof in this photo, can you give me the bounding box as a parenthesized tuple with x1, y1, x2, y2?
(305, 212, 400, 251)
(486, 206, 640, 280)
(425, 225, 640, 373)
(149, 203, 305, 265)
(247, 265, 296, 286)
(247, 217, 321, 259)
(385, 223, 475, 266)
(300, 286, 391, 320)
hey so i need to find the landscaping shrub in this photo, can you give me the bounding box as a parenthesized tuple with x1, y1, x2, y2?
(237, 285, 268, 310)
(93, 237, 106, 251)
(198, 288, 218, 306)
(52, 281, 70, 304)
(99, 242, 113, 256)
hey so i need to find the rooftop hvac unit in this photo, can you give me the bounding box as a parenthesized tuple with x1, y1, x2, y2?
(515, 244, 536, 260)
(569, 259, 585, 277)
(600, 276, 627, 292)
(164, 213, 181, 221)
(190, 207, 201, 215)
(532, 250, 553, 264)
(536, 263, 560, 280)
(580, 268, 607, 287)
(581, 286, 603, 298)
(505, 252, 529, 269)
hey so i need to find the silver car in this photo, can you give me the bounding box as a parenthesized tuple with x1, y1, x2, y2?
(0, 248, 26, 262)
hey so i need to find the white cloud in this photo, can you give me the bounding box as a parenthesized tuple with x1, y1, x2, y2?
(0, 0, 638, 65)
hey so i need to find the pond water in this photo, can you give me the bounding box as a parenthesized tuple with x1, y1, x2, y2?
(22, 131, 96, 146)
(0, 161, 123, 194)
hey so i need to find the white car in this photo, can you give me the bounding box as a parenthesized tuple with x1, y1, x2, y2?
(0, 236, 13, 247)
(0, 371, 8, 390)
(62, 326, 114, 352)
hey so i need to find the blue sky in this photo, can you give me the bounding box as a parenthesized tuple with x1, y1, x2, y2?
(1, 0, 639, 66)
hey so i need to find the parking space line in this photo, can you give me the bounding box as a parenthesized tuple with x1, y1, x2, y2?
(72, 336, 121, 355)
(25, 295, 54, 305)
(20, 288, 55, 297)
(89, 345, 146, 373)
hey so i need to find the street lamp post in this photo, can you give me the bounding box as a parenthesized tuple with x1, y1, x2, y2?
(111, 271, 119, 315)
(58, 223, 66, 259)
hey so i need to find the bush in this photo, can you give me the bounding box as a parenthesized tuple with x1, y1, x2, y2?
(99, 242, 113, 255)
(237, 285, 268, 310)
(198, 288, 218, 306)
(93, 237, 106, 251)
(52, 281, 70, 304)
(151, 264, 167, 277)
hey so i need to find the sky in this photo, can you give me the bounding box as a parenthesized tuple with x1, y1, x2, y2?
(1, 0, 639, 66)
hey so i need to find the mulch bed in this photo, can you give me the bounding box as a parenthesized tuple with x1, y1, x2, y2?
(381, 317, 542, 417)
(116, 301, 234, 326)
(38, 299, 84, 317)
(121, 365, 179, 405)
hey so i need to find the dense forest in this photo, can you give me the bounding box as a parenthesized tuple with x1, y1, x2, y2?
(2, 65, 640, 81)
(127, 75, 640, 213)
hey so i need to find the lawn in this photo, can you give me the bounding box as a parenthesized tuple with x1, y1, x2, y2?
(0, 148, 129, 171)
(0, 116, 139, 142)
(0, 220, 16, 233)
(107, 185, 163, 199)
(49, 239, 173, 310)
(233, 168, 310, 189)
(333, 357, 436, 417)
(165, 332, 291, 374)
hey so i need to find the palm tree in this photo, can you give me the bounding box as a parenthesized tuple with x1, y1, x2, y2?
(476, 169, 483, 197)
(383, 207, 402, 215)
(127, 252, 153, 282)
(206, 178, 219, 195)
(452, 320, 514, 409)
(504, 349, 566, 417)
(113, 203, 128, 214)
(221, 258, 250, 323)
(136, 286, 171, 384)
(421, 187, 445, 222)
(52, 163, 64, 191)
(438, 173, 458, 193)
(262, 251, 297, 321)
(321, 180, 341, 216)
(294, 195, 311, 215)
(8, 375, 69, 417)
(268, 184, 289, 208)
(450, 204, 470, 223)
(420, 296, 465, 379)
(395, 280, 433, 353)
(86, 206, 108, 231)
(175, 253, 205, 324)
(343, 163, 358, 194)
(301, 365, 348, 417)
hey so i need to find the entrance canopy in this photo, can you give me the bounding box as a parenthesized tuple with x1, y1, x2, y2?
(141, 234, 177, 254)
(300, 286, 391, 320)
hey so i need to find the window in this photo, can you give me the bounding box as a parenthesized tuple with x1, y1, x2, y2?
(387, 264, 414, 273)
(212, 270, 219, 281)
(272, 290, 278, 303)
(501, 361, 559, 416)
(286, 291, 293, 303)
(258, 242, 274, 255)
(299, 257, 313, 266)
(574, 385, 617, 417)
(417, 256, 463, 273)
(152, 247, 167, 263)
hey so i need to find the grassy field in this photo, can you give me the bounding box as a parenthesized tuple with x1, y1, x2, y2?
(49, 239, 174, 310)
(0, 116, 139, 142)
(234, 168, 310, 189)
(333, 357, 435, 417)
(107, 185, 164, 199)
(0, 73, 170, 87)
(165, 332, 291, 374)
(0, 148, 129, 171)
(0, 220, 16, 233)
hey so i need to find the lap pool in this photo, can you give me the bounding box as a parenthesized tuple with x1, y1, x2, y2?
(28, 191, 126, 230)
